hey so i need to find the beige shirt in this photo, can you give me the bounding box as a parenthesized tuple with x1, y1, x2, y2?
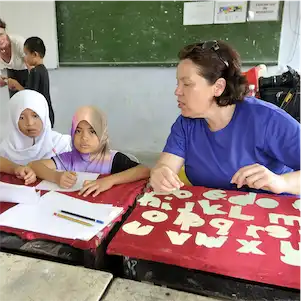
(0, 34, 26, 70)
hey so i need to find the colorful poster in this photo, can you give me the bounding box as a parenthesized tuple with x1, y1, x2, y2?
(214, 1, 248, 24)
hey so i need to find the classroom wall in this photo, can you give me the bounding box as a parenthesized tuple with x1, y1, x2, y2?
(0, 1, 299, 157)
(4, 65, 278, 154)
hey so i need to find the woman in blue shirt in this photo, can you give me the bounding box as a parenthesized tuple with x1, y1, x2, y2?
(150, 41, 300, 195)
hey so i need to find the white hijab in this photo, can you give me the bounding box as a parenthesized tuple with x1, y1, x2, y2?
(0, 90, 71, 165)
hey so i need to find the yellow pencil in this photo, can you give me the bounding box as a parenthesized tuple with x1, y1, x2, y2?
(54, 212, 93, 227)
(280, 92, 293, 108)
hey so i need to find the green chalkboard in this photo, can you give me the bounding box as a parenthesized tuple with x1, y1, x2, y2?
(56, 1, 283, 66)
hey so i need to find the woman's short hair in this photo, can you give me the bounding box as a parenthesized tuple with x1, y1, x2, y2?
(178, 40, 248, 106)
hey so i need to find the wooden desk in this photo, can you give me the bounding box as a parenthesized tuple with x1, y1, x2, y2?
(102, 278, 221, 301)
(0, 173, 146, 269)
(108, 186, 300, 300)
(0, 252, 113, 301)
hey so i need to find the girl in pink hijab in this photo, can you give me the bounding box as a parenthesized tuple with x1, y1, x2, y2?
(30, 106, 150, 197)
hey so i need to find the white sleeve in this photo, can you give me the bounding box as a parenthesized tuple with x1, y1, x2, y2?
(15, 36, 26, 59)
(52, 132, 72, 154)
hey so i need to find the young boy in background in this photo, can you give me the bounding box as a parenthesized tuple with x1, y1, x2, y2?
(6, 37, 55, 128)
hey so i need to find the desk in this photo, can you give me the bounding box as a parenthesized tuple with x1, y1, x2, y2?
(102, 278, 221, 301)
(0, 252, 113, 301)
(0, 173, 146, 269)
(108, 186, 300, 300)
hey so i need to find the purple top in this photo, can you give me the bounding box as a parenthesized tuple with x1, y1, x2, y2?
(53, 150, 117, 174)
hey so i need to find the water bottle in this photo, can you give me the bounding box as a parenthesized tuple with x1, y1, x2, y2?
(249, 84, 256, 97)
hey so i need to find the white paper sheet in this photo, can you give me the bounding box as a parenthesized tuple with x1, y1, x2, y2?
(0, 181, 40, 204)
(0, 204, 104, 240)
(35, 171, 99, 192)
(40, 191, 123, 222)
(183, 1, 215, 25)
(248, 1, 280, 22)
(0, 191, 124, 241)
(214, 1, 247, 24)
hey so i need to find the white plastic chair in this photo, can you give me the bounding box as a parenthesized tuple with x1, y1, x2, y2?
(113, 150, 139, 163)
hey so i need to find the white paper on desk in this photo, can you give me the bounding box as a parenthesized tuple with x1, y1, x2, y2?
(0, 204, 104, 240)
(0, 192, 123, 241)
(0, 181, 40, 204)
(214, 1, 247, 24)
(40, 191, 123, 222)
(183, 1, 215, 25)
(35, 171, 99, 192)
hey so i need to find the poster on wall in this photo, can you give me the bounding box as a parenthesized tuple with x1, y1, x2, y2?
(248, 1, 280, 22)
(214, 1, 247, 24)
(183, 1, 215, 25)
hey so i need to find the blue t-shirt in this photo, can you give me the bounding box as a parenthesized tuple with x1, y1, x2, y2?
(163, 97, 300, 191)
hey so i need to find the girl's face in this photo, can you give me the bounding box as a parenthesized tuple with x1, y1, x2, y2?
(73, 120, 100, 154)
(18, 108, 43, 137)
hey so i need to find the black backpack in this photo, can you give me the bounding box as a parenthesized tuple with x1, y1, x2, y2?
(259, 66, 300, 122)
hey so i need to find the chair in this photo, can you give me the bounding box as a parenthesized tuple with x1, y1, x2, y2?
(124, 152, 139, 163)
(178, 166, 192, 186)
(242, 64, 267, 96)
(113, 150, 139, 163)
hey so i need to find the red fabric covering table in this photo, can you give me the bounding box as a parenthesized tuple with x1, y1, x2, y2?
(108, 186, 300, 293)
(0, 173, 146, 267)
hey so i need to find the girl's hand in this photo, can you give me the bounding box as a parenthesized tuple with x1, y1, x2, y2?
(14, 165, 37, 185)
(79, 178, 114, 197)
(56, 171, 77, 189)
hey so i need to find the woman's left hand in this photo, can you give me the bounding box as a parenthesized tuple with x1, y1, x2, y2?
(231, 164, 287, 194)
(79, 178, 114, 197)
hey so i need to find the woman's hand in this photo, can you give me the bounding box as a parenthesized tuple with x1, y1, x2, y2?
(78, 178, 114, 197)
(14, 165, 37, 185)
(231, 164, 287, 194)
(0, 76, 7, 87)
(150, 165, 184, 193)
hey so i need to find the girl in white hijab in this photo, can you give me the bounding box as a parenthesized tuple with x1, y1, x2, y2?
(0, 90, 71, 166)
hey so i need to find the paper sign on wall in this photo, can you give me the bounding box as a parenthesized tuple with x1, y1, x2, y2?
(183, 1, 215, 25)
(214, 1, 247, 24)
(248, 1, 280, 22)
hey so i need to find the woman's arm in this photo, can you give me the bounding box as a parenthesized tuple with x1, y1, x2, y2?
(234, 110, 301, 195)
(279, 170, 300, 195)
(150, 152, 185, 192)
(153, 152, 185, 174)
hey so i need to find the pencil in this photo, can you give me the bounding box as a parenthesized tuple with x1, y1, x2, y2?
(52, 148, 68, 171)
(60, 210, 104, 224)
(54, 212, 93, 227)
